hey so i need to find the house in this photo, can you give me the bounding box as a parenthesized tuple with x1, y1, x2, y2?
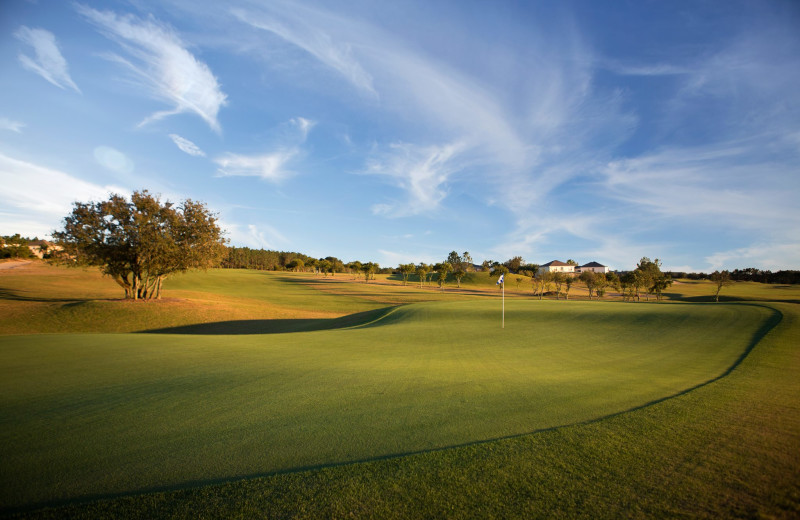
(27, 240, 59, 259)
(538, 260, 575, 275)
(537, 260, 610, 276)
(575, 261, 609, 274)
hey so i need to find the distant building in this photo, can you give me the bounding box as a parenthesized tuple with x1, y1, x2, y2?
(538, 260, 575, 275)
(27, 240, 60, 259)
(537, 260, 609, 276)
(575, 261, 609, 274)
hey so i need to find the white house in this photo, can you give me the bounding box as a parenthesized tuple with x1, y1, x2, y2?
(538, 260, 609, 276)
(575, 261, 609, 274)
(538, 260, 575, 274)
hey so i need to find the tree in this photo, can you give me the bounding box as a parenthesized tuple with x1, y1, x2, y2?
(710, 270, 733, 302)
(287, 258, 305, 272)
(324, 256, 344, 275)
(636, 257, 671, 301)
(533, 270, 551, 300)
(552, 272, 566, 300)
(347, 261, 363, 280)
(446, 251, 462, 269)
(491, 264, 509, 279)
(416, 263, 432, 287)
(580, 270, 597, 300)
(504, 256, 524, 273)
(462, 252, 473, 271)
(317, 259, 332, 276)
(566, 259, 578, 266)
(305, 257, 317, 273)
(452, 266, 467, 288)
(434, 262, 452, 289)
(564, 275, 574, 300)
(606, 272, 621, 297)
(362, 262, 378, 282)
(398, 263, 416, 285)
(594, 273, 608, 298)
(650, 275, 672, 301)
(619, 272, 636, 302)
(1, 234, 35, 259)
(53, 190, 226, 300)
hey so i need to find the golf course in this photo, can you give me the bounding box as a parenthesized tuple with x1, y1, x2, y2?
(1, 262, 798, 518)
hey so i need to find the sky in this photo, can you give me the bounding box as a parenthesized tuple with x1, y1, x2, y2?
(1, 0, 799, 272)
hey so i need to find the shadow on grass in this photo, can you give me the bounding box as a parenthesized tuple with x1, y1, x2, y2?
(0, 287, 93, 303)
(139, 307, 397, 335)
(665, 292, 800, 304)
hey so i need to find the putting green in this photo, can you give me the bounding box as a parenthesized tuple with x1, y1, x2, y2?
(0, 300, 776, 509)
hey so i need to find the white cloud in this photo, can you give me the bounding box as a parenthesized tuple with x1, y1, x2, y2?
(705, 243, 800, 272)
(214, 150, 297, 181)
(169, 134, 206, 157)
(76, 5, 227, 132)
(14, 26, 81, 93)
(232, 5, 377, 97)
(93, 146, 135, 174)
(0, 152, 127, 238)
(290, 117, 315, 140)
(602, 142, 799, 226)
(221, 221, 288, 249)
(365, 141, 466, 217)
(214, 117, 315, 181)
(0, 118, 25, 133)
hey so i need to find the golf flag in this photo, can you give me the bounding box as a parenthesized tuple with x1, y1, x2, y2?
(496, 273, 504, 285)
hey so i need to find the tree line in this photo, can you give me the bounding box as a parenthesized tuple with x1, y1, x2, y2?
(31, 191, 800, 301)
(1, 234, 37, 259)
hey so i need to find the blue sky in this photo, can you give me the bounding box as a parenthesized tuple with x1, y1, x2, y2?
(1, 0, 798, 271)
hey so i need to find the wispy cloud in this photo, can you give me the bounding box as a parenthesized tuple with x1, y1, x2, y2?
(76, 5, 227, 132)
(0, 152, 126, 237)
(214, 150, 297, 181)
(93, 146, 135, 174)
(169, 134, 206, 157)
(602, 60, 691, 77)
(14, 26, 81, 93)
(0, 118, 25, 133)
(220, 221, 288, 249)
(232, 4, 377, 97)
(366, 141, 467, 217)
(705, 242, 800, 272)
(602, 142, 798, 225)
(290, 117, 315, 140)
(214, 116, 315, 181)
(228, 1, 622, 224)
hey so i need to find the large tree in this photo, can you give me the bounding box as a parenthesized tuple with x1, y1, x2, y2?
(53, 190, 226, 300)
(636, 257, 671, 301)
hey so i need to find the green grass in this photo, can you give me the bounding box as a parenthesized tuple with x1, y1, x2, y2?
(0, 299, 778, 512)
(1, 263, 799, 518)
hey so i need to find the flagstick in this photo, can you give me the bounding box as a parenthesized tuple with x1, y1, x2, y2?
(502, 279, 505, 329)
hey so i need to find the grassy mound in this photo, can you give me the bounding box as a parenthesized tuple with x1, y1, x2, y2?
(0, 300, 776, 511)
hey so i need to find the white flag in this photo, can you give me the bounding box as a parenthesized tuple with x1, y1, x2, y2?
(496, 273, 504, 285)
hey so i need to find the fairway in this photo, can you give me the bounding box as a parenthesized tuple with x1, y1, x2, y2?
(0, 299, 776, 510)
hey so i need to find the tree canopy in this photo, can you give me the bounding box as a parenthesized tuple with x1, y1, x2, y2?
(53, 190, 226, 300)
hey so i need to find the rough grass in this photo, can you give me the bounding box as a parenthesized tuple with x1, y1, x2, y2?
(1, 262, 799, 518)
